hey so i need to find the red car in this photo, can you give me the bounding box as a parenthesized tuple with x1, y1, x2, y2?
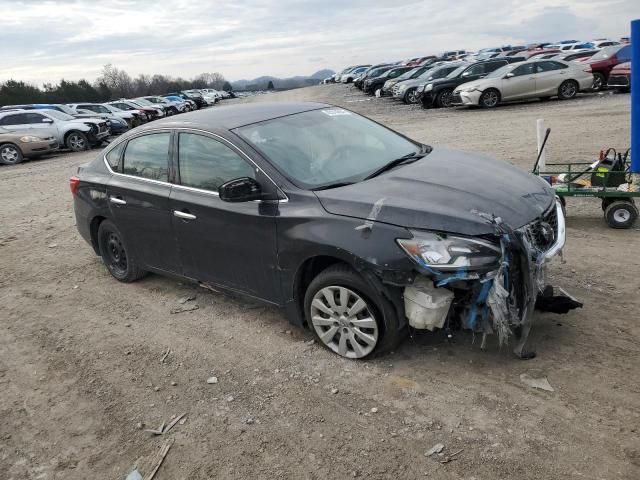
(581, 44, 632, 90)
(607, 62, 631, 92)
(406, 56, 436, 67)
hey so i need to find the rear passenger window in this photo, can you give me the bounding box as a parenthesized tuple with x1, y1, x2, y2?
(485, 61, 507, 73)
(122, 133, 170, 182)
(178, 133, 255, 192)
(106, 141, 125, 170)
(536, 61, 565, 72)
(618, 46, 631, 62)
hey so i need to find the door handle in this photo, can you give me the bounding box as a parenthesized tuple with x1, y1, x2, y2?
(109, 196, 127, 205)
(173, 210, 196, 220)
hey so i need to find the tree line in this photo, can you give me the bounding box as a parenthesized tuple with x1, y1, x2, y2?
(0, 64, 233, 106)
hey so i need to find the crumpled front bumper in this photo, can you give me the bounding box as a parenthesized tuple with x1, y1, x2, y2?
(402, 199, 567, 356)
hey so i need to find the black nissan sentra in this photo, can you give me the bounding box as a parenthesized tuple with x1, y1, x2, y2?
(71, 102, 565, 359)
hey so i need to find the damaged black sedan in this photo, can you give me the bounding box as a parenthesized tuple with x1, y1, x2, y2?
(71, 102, 569, 360)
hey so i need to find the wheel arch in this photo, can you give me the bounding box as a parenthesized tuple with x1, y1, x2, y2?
(292, 255, 351, 326)
(89, 215, 108, 254)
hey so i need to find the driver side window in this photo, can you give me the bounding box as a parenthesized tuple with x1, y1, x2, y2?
(177, 133, 255, 192)
(511, 63, 536, 76)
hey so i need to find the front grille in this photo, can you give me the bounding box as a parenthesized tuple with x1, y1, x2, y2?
(607, 75, 629, 87)
(451, 92, 463, 104)
(522, 205, 558, 251)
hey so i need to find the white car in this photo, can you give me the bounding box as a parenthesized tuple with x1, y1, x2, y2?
(140, 96, 187, 114)
(452, 59, 593, 108)
(590, 39, 621, 49)
(70, 103, 137, 127)
(0, 109, 109, 151)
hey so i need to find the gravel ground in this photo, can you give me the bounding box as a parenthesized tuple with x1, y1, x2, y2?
(1, 85, 639, 480)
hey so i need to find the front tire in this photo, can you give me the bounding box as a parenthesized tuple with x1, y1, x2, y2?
(304, 265, 402, 359)
(479, 89, 500, 108)
(435, 89, 453, 108)
(558, 80, 578, 100)
(404, 88, 420, 104)
(66, 131, 89, 152)
(0, 143, 24, 165)
(97, 219, 146, 282)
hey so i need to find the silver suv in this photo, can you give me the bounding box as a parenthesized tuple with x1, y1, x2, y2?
(0, 109, 109, 151)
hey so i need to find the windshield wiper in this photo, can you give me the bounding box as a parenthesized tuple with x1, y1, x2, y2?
(363, 150, 428, 180)
(312, 181, 356, 191)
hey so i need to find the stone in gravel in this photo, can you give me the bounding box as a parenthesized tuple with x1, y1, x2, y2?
(246, 418, 254, 424)
(170, 303, 199, 314)
(207, 376, 218, 384)
(154, 386, 160, 392)
(178, 295, 196, 304)
(226, 395, 234, 402)
(171, 381, 177, 386)
(135, 422, 144, 430)
(520, 374, 554, 392)
(285, 330, 292, 335)
(425, 443, 444, 456)
(331, 387, 339, 394)
(124, 323, 131, 327)
(370, 407, 378, 413)
(305, 339, 315, 345)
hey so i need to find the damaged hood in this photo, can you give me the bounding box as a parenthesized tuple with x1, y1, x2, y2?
(314, 147, 555, 236)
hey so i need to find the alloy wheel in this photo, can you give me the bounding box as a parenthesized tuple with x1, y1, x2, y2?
(68, 134, 86, 151)
(407, 90, 419, 104)
(560, 82, 577, 98)
(482, 90, 499, 107)
(0, 145, 20, 164)
(310, 286, 379, 359)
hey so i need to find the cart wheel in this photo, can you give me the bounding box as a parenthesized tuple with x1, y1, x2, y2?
(604, 201, 638, 229)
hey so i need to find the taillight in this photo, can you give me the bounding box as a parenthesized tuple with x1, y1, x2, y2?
(70, 176, 80, 196)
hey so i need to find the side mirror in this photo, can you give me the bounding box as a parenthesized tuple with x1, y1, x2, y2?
(42, 118, 53, 123)
(504, 72, 515, 79)
(219, 177, 264, 202)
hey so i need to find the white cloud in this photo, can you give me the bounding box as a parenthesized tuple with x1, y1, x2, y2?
(0, 0, 635, 85)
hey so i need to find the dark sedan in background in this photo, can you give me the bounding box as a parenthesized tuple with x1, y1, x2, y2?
(71, 102, 564, 359)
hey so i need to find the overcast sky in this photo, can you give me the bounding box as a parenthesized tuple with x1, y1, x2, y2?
(0, 0, 636, 85)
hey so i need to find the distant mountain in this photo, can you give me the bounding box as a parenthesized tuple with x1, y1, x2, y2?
(232, 69, 335, 91)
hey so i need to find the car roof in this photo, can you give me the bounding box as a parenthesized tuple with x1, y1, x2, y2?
(147, 102, 330, 131)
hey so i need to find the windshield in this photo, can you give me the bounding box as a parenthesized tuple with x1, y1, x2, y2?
(103, 104, 122, 112)
(236, 108, 422, 189)
(135, 98, 153, 106)
(446, 65, 468, 78)
(590, 45, 622, 60)
(44, 110, 75, 121)
(397, 68, 419, 80)
(53, 104, 77, 115)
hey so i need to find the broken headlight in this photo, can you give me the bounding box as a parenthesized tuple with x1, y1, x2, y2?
(397, 231, 501, 272)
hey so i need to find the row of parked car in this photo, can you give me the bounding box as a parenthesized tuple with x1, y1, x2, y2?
(0, 88, 235, 165)
(329, 39, 632, 109)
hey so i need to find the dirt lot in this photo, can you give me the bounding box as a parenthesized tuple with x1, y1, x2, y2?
(1, 86, 639, 480)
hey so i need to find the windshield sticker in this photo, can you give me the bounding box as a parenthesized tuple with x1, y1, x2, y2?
(321, 108, 351, 116)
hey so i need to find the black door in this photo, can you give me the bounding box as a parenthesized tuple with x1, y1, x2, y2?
(106, 131, 180, 273)
(169, 131, 281, 302)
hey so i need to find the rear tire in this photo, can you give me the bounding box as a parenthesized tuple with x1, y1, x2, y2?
(604, 200, 638, 229)
(558, 80, 578, 100)
(304, 264, 403, 359)
(0, 143, 24, 165)
(479, 89, 500, 108)
(592, 72, 606, 91)
(97, 219, 147, 282)
(435, 89, 453, 108)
